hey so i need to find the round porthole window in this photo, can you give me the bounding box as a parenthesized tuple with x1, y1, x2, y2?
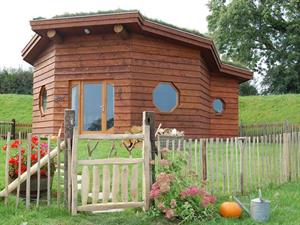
(39, 86, 47, 116)
(212, 98, 224, 113)
(153, 83, 178, 112)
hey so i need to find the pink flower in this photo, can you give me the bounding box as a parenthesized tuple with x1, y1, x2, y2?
(165, 208, 175, 219)
(150, 187, 160, 199)
(170, 199, 177, 208)
(157, 202, 165, 211)
(201, 195, 217, 207)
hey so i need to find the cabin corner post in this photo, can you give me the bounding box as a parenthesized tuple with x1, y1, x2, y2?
(64, 109, 75, 209)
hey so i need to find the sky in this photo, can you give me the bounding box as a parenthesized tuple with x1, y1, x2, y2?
(0, 0, 210, 69)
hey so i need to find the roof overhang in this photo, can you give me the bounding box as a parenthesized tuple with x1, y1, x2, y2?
(22, 11, 253, 82)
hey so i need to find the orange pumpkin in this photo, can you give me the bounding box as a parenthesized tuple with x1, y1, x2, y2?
(219, 202, 242, 218)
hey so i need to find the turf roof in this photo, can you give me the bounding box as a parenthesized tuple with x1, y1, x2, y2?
(32, 9, 249, 71)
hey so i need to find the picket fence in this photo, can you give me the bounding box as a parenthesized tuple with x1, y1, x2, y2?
(158, 131, 300, 195)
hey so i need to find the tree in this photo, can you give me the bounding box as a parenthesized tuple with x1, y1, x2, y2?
(0, 68, 33, 94)
(239, 81, 258, 96)
(207, 0, 300, 94)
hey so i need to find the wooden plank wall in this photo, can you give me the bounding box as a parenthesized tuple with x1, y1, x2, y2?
(209, 74, 239, 137)
(32, 44, 56, 135)
(128, 33, 211, 138)
(31, 31, 240, 137)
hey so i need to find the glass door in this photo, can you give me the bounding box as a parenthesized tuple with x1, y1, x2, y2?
(70, 81, 114, 133)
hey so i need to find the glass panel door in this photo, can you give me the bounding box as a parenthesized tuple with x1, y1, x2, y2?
(70, 81, 114, 133)
(106, 83, 114, 129)
(83, 83, 102, 131)
(71, 84, 79, 127)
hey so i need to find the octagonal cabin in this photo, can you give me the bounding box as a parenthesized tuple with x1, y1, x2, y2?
(22, 11, 252, 138)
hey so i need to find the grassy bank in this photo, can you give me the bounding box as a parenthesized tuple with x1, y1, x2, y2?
(1, 94, 300, 124)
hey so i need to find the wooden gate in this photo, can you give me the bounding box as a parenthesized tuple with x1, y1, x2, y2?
(70, 112, 151, 214)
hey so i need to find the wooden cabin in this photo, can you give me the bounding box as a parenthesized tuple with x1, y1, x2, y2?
(22, 11, 253, 138)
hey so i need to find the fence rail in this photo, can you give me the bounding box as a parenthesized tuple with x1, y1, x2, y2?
(158, 131, 300, 195)
(0, 119, 32, 140)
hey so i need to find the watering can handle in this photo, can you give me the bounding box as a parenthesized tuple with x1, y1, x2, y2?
(259, 189, 263, 202)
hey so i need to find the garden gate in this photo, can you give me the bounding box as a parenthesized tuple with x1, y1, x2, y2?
(70, 112, 152, 215)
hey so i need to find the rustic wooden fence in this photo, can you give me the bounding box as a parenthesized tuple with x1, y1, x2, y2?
(158, 131, 300, 195)
(0, 119, 32, 140)
(239, 121, 300, 137)
(0, 132, 64, 208)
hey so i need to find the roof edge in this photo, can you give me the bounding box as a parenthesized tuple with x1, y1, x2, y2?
(24, 11, 253, 80)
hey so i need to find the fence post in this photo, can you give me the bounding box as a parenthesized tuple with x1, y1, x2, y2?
(64, 109, 75, 210)
(238, 137, 246, 194)
(11, 119, 16, 140)
(283, 127, 291, 182)
(142, 111, 152, 211)
(202, 139, 207, 183)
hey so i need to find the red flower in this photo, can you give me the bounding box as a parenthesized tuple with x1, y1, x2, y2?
(2, 144, 7, 151)
(32, 136, 39, 146)
(9, 158, 18, 166)
(11, 140, 21, 148)
(31, 153, 37, 162)
(21, 165, 27, 173)
(40, 170, 47, 176)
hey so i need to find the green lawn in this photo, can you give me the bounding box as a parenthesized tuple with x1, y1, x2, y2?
(239, 94, 300, 124)
(1, 94, 300, 124)
(0, 94, 32, 122)
(0, 181, 299, 224)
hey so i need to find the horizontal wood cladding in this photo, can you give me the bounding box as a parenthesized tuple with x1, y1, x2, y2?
(128, 33, 211, 137)
(32, 44, 56, 136)
(31, 31, 241, 138)
(209, 74, 239, 137)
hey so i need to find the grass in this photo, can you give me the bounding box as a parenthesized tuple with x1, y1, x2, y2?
(1, 94, 300, 125)
(239, 94, 300, 124)
(0, 94, 32, 122)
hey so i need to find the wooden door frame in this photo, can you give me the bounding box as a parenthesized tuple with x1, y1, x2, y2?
(69, 80, 115, 134)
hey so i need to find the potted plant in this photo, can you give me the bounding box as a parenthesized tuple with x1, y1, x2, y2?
(2, 136, 56, 198)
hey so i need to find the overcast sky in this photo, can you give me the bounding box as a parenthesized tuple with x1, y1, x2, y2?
(0, 0, 210, 69)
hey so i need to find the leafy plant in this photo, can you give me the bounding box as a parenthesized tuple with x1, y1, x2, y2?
(149, 148, 217, 223)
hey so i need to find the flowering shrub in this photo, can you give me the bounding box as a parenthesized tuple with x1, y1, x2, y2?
(149, 148, 217, 223)
(2, 136, 56, 179)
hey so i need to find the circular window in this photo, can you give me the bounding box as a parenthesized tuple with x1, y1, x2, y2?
(212, 99, 224, 113)
(39, 86, 47, 116)
(153, 83, 178, 112)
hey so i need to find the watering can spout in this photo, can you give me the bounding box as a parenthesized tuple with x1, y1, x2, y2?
(233, 196, 250, 215)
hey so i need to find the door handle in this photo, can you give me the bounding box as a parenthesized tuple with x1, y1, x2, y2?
(99, 105, 105, 112)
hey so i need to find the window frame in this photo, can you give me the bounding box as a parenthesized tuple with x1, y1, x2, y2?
(69, 80, 115, 134)
(39, 85, 47, 117)
(152, 82, 179, 113)
(212, 98, 225, 115)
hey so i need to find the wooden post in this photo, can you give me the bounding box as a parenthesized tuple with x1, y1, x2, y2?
(283, 132, 291, 182)
(26, 133, 32, 209)
(64, 109, 75, 209)
(142, 111, 152, 211)
(11, 119, 16, 140)
(238, 137, 246, 194)
(71, 128, 79, 215)
(4, 132, 11, 205)
(202, 139, 207, 183)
